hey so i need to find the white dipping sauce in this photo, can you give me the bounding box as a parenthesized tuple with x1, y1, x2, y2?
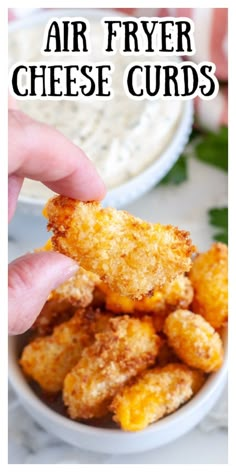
(9, 20, 183, 200)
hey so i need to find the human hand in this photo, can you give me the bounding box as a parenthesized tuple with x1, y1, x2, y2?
(8, 106, 106, 334)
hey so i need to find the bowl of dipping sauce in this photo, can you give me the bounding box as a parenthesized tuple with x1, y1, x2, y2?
(9, 9, 193, 211)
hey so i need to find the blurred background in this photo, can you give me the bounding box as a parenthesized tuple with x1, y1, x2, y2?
(8, 7, 228, 465)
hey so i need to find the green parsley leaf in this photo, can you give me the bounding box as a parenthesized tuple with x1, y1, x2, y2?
(209, 207, 228, 228)
(208, 207, 228, 244)
(195, 126, 228, 171)
(160, 153, 188, 186)
(212, 232, 228, 244)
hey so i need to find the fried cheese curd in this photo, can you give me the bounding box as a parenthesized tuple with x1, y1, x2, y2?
(37, 242, 100, 308)
(100, 274, 193, 315)
(63, 315, 160, 419)
(163, 310, 224, 372)
(32, 299, 77, 336)
(32, 262, 100, 335)
(20, 309, 110, 393)
(110, 363, 205, 431)
(44, 196, 195, 299)
(49, 268, 100, 307)
(189, 243, 228, 329)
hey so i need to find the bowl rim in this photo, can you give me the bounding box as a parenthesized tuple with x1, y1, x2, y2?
(9, 7, 194, 209)
(8, 330, 228, 438)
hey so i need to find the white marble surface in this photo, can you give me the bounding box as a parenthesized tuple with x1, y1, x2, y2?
(8, 384, 227, 464)
(8, 156, 228, 464)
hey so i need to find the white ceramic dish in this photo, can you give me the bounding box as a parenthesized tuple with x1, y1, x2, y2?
(8, 332, 227, 455)
(9, 8, 193, 212)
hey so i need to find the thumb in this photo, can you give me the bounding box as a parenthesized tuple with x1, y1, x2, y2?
(8, 251, 78, 335)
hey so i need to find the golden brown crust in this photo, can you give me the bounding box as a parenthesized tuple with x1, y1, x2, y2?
(45, 196, 196, 299)
(63, 316, 160, 419)
(189, 243, 228, 329)
(163, 309, 224, 373)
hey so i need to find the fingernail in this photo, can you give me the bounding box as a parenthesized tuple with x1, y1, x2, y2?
(51, 262, 79, 291)
(64, 262, 79, 278)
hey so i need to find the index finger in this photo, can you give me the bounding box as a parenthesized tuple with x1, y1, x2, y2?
(8, 109, 106, 201)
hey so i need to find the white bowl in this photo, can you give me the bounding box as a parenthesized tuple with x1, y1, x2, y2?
(8, 332, 227, 455)
(9, 8, 193, 213)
